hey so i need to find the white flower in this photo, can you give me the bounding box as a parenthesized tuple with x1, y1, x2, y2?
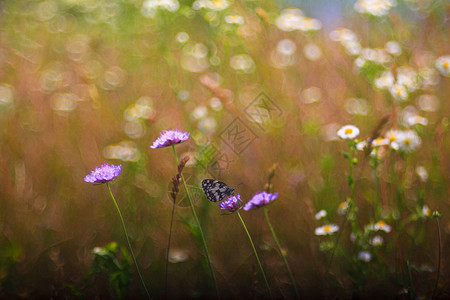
(435, 55, 450, 77)
(350, 232, 357, 243)
(397, 130, 421, 152)
(361, 47, 391, 64)
(356, 140, 367, 151)
(385, 41, 401, 56)
(358, 137, 389, 152)
(358, 251, 372, 262)
(229, 54, 255, 73)
(175, 32, 189, 43)
(192, 0, 229, 11)
(191, 105, 208, 121)
(416, 166, 428, 182)
(276, 39, 297, 55)
(389, 83, 408, 101)
(374, 70, 394, 90)
(371, 220, 392, 233)
(354, 0, 396, 17)
(142, 0, 180, 17)
(372, 137, 389, 147)
(209, 97, 223, 111)
(421, 205, 431, 217)
(370, 235, 384, 246)
(224, 14, 244, 24)
(337, 125, 360, 139)
(315, 224, 339, 236)
(330, 28, 358, 43)
(337, 201, 349, 215)
(420, 264, 435, 272)
(198, 117, 217, 135)
(397, 66, 420, 92)
(297, 17, 322, 32)
(301, 86, 322, 104)
(407, 115, 428, 126)
(342, 40, 362, 56)
(420, 68, 440, 87)
(275, 8, 304, 32)
(416, 95, 440, 112)
(315, 209, 327, 220)
(303, 43, 322, 61)
(345, 98, 369, 116)
(168, 248, 189, 263)
(385, 129, 399, 144)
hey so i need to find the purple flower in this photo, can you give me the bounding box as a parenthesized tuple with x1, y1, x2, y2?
(84, 163, 122, 184)
(243, 191, 278, 211)
(218, 194, 242, 213)
(150, 129, 190, 149)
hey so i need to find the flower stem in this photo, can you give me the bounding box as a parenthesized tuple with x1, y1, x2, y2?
(236, 211, 272, 299)
(171, 145, 219, 298)
(106, 182, 151, 299)
(325, 202, 350, 274)
(263, 207, 299, 299)
(347, 140, 358, 234)
(431, 215, 441, 300)
(165, 196, 176, 298)
(327, 141, 358, 273)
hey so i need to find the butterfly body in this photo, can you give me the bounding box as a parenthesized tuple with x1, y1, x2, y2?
(201, 179, 235, 202)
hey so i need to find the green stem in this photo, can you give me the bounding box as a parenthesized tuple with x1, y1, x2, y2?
(236, 211, 272, 299)
(373, 152, 380, 222)
(106, 183, 151, 299)
(328, 140, 358, 273)
(431, 216, 441, 300)
(171, 145, 219, 298)
(406, 260, 415, 299)
(326, 201, 351, 274)
(348, 140, 357, 234)
(264, 207, 299, 299)
(165, 197, 176, 298)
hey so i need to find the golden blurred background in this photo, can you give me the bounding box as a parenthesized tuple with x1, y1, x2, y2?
(0, 0, 448, 298)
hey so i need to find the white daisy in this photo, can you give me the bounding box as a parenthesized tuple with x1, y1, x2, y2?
(337, 125, 360, 140)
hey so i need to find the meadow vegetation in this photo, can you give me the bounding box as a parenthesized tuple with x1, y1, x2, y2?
(0, 0, 448, 298)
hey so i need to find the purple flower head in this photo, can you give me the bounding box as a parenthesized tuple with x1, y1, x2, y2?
(84, 163, 122, 184)
(218, 194, 242, 213)
(150, 129, 190, 149)
(243, 191, 278, 211)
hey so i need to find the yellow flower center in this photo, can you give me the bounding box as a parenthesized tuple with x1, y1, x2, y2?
(387, 134, 396, 142)
(344, 128, 353, 134)
(323, 225, 331, 232)
(376, 220, 386, 227)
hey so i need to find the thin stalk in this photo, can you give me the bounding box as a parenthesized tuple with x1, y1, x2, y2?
(106, 183, 151, 299)
(236, 211, 272, 299)
(368, 152, 380, 256)
(347, 140, 357, 234)
(165, 197, 176, 298)
(263, 207, 299, 299)
(327, 140, 357, 273)
(325, 201, 351, 274)
(431, 216, 441, 300)
(406, 260, 415, 299)
(372, 152, 380, 222)
(171, 145, 219, 298)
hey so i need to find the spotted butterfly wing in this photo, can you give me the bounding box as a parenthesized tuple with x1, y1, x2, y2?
(201, 179, 235, 202)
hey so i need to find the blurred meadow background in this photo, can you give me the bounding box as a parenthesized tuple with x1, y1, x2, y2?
(0, 0, 449, 298)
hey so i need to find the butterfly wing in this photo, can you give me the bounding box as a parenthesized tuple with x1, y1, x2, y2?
(201, 179, 235, 202)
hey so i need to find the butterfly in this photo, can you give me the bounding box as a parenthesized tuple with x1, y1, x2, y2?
(201, 179, 235, 202)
